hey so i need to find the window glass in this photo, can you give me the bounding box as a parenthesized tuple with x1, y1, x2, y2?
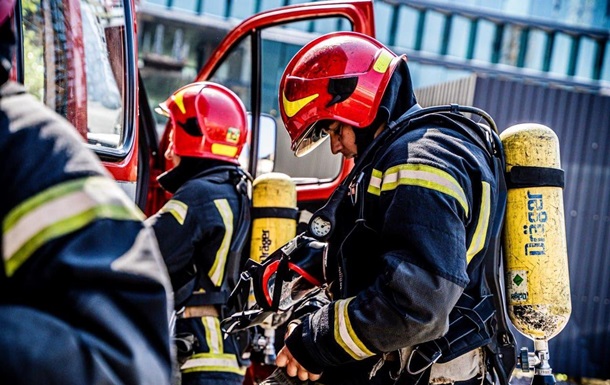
(209, 17, 351, 181)
(22, 0, 127, 151)
(209, 37, 252, 109)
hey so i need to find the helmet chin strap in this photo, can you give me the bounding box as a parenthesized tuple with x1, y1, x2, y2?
(353, 119, 382, 157)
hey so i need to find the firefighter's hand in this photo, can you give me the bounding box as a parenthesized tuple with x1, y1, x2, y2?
(275, 322, 322, 382)
(276, 346, 321, 382)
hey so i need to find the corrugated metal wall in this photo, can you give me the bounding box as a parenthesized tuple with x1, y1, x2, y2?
(417, 76, 610, 379)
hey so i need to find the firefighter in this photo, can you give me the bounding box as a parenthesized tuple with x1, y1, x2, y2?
(275, 32, 508, 385)
(147, 82, 251, 385)
(0, 2, 173, 384)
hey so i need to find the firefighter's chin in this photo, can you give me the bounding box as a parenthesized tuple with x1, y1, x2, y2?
(342, 150, 357, 159)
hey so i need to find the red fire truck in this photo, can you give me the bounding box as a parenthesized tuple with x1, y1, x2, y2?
(12, 0, 376, 216)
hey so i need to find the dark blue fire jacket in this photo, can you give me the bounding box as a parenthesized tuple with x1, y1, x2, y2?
(0, 81, 174, 384)
(286, 115, 501, 384)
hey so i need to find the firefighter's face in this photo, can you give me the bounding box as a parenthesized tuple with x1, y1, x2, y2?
(165, 128, 181, 167)
(325, 121, 357, 159)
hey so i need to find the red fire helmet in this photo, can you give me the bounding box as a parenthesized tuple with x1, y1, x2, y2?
(279, 31, 406, 157)
(157, 82, 248, 163)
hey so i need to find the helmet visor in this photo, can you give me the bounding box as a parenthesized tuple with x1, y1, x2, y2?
(292, 120, 333, 157)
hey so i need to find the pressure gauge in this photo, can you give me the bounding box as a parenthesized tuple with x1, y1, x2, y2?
(309, 216, 332, 239)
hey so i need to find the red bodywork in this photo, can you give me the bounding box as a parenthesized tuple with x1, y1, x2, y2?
(192, 0, 374, 203)
(14, 0, 375, 206)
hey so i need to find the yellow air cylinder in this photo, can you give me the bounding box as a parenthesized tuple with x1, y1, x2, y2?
(500, 123, 571, 341)
(250, 172, 298, 263)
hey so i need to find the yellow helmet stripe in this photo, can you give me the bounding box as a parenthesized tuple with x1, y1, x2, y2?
(3, 177, 144, 277)
(173, 90, 187, 114)
(282, 93, 319, 118)
(373, 49, 393, 73)
(211, 143, 238, 158)
(466, 181, 491, 264)
(334, 298, 375, 359)
(367, 163, 469, 217)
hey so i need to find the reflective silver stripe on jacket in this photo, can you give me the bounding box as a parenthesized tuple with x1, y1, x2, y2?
(367, 163, 469, 217)
(3, 176, 144, 276)
(334, 297, 375, 360)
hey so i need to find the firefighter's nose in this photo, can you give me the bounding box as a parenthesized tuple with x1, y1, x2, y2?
(330, 134, 342, 155)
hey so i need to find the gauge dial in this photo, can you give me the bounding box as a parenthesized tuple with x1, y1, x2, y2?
(310, 216, 331, 238)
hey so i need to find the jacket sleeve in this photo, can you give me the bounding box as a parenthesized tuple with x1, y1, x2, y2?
(0, 193, 174, 385)
(285, 132, 484, 373)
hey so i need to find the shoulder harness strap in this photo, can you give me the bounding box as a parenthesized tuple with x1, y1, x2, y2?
(383, 107, 516, 385)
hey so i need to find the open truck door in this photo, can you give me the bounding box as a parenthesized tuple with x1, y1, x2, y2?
(148, 0, 376, 216)
(13, 0, 156, 210)
(13, 0, 376, 217)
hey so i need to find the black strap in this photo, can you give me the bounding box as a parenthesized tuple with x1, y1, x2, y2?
(483, 155, 517, 385)
(251, 206, 299, 220)
(186, 291, 230, 306)
(220, 181, 252, 310)
(506, 166, 565, 188)
(406, 294, 496, 375)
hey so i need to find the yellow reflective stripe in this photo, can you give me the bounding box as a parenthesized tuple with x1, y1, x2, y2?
(181, 352, 246, 375)
(282, 92, 319, 118)
(202, 316, 222, 354)
(3, 177, 143, 277)
(208, 199, 233, 286)
(334, 298, 374, 360)
(373, 49, 393, 73)
(466, 182, 491, 264)
(367, 164, 469, 216)
(368, 169, 383, 196)
(159, 199, 188, 225)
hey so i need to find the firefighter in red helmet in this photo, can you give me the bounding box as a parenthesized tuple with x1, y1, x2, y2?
(0, 1, 173, 384)
(147, 82, 252, 385)
(274, 32, 511, 385)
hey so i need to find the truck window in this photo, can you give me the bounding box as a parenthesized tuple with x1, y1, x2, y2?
(21, 0, 132, 154)
(209, 17, 352, 181)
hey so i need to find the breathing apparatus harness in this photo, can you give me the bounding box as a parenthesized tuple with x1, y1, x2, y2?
(221, 104, 517, 384)
(304, 103, 517, 385)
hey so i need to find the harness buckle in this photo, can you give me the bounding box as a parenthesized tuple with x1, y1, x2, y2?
(407, 345, 443, 375)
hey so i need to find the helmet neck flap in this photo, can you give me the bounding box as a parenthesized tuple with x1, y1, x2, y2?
(353, 59, 418, 156)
